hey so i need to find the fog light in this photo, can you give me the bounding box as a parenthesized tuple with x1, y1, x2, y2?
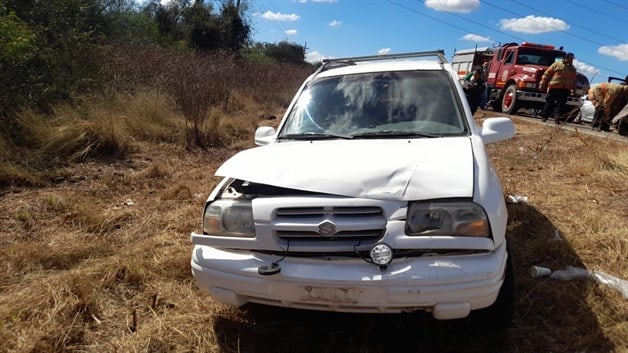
(370, 243, 393, 270)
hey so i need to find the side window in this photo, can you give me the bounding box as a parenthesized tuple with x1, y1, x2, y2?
(504, 51, 514, 64)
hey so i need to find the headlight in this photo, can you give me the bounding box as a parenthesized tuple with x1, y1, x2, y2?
(203, 199, 255, 237)
(405, 201, 490, 237)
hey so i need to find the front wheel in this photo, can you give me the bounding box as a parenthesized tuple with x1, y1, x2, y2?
(501, 84, 520, 115)
(618, 117, 628, 136)
(471, 249, 515, 329)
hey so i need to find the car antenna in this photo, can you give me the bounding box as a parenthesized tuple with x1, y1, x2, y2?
(258, 241, 290, 276)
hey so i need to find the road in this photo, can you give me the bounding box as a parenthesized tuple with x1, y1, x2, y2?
(482, 109, 628, 143)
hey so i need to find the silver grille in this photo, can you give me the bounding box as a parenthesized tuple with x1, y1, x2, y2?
(273, 206, 386, 241)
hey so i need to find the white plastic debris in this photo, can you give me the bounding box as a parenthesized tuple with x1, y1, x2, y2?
(125, 198, 134, 206)
(507, 194, 528, 204)
(549, 266, 628, 299)
(549, 266, 590, 281)
(530, 266, 552, 278)
(591, 271, 628, 299)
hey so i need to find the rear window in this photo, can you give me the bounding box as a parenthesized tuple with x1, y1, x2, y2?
(279, 70, 468, 138)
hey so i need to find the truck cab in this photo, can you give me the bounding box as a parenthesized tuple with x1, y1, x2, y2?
(453, 42, 586, 116)
(486, 42, 583, 114)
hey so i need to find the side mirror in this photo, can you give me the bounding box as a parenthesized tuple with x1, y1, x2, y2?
(255, 126, 276, 146)
(479, 117, 515, 144)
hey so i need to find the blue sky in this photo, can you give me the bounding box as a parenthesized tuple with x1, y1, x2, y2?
(247, 0, 628, 84)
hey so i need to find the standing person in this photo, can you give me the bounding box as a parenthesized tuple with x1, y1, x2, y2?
(463, 69, 486, 115)
(539, 53, 577, 124)
(588, 82, 628, 133)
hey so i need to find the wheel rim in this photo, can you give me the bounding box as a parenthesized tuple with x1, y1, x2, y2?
(503, 90, 514, 110)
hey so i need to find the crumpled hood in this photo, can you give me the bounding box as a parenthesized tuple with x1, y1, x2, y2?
(215, 138, 475, 201)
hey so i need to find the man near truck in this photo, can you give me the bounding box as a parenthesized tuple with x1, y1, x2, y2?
(588, 81, 628, 134)
(539, 53, 577, 124)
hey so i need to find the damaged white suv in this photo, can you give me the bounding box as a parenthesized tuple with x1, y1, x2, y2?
(190, 51, 516, 322)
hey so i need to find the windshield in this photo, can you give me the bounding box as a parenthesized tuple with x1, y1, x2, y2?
(517, 48, 564, 66)
(278, 70, 468, 139)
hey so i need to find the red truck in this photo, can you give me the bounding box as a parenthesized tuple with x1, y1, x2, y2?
(452, 42, 589, 116)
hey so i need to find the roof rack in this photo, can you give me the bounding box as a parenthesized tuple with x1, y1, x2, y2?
(317, 50, 448, 73)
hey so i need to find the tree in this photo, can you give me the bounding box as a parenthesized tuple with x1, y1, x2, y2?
(182, 0, 221, 51)
(263, 41, 306, 65)
(1, 0, 104, 115)
(0, 11, 37, 117)
(218, 0, 250, 52)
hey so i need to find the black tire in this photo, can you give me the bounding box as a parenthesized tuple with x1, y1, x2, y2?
(471, 248, 515, 329)
(501, 84, 520, 115)
(618, 117, 628, 136)
(491, 98, 501, 112)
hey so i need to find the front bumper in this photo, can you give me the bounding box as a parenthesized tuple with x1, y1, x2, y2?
(190, 241, 508, 319)
(516, 90, 582, 107)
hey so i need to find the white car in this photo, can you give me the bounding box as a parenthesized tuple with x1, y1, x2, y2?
(579, 96, 595, 123)
(190, 51, 516, 323)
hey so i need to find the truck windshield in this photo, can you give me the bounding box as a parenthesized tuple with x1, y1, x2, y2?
(517, 49, 563, 66)
(278, 70, 467, 139)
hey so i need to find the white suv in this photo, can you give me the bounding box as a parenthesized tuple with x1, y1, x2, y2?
(190, 51, 516, 322)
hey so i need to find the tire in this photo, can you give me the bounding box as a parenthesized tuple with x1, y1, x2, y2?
(501, 84, 520, 115)
(491, 98, 501, 112)
(618, 117, 628, 136)
(471, 248, 515, 329)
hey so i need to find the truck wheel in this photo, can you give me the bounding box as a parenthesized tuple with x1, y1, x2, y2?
(501, 85, 519, 115)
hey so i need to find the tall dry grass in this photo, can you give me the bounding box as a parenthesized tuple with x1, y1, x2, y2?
(101, 46, 314, 148)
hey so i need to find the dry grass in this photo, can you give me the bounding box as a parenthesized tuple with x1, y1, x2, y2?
(0, 109, 626, 353)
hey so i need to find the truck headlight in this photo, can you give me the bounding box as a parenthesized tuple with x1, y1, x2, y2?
(405, 201, 490, 237)
(203, 199, 255, 237)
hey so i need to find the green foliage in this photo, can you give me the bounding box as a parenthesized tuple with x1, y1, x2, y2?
(0, 12, 35, 62)
(262, 41, 306, 65)
(182, 1, 221, 50)
(104, 11, 160, 45)
(0, 12, 37, 117)
(219, 0, 250, 52)
(141, 0, 250, 52)
(1, 0, 104, 116)
(241, 45, 276, 65)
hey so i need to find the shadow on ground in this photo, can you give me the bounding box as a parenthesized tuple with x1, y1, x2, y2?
(212, 204, 614, 353)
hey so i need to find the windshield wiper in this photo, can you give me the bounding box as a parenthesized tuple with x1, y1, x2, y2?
(352, 131, 440, 138)
(278, 132, 354, 140)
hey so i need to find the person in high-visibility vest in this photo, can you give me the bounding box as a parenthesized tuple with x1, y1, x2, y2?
(588, 81, 628, 134)
(539, 53, 577, 124)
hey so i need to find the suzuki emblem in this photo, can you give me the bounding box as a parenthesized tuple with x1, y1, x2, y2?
(318, 221, 337, 237)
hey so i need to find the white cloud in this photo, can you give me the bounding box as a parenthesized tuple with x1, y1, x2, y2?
(499, 15, 569, 34)
(598, 44, 628, 61)
(285, 29, 297, 36)
(424, 0, 480, 13)
(329, 20, 342, 27)
(305, 50, 330, 64)
(378, 48, 392, 55)
(573, 60, 600, 78)
(259, 11, 300, 21)
(460, 33, 491, 42)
